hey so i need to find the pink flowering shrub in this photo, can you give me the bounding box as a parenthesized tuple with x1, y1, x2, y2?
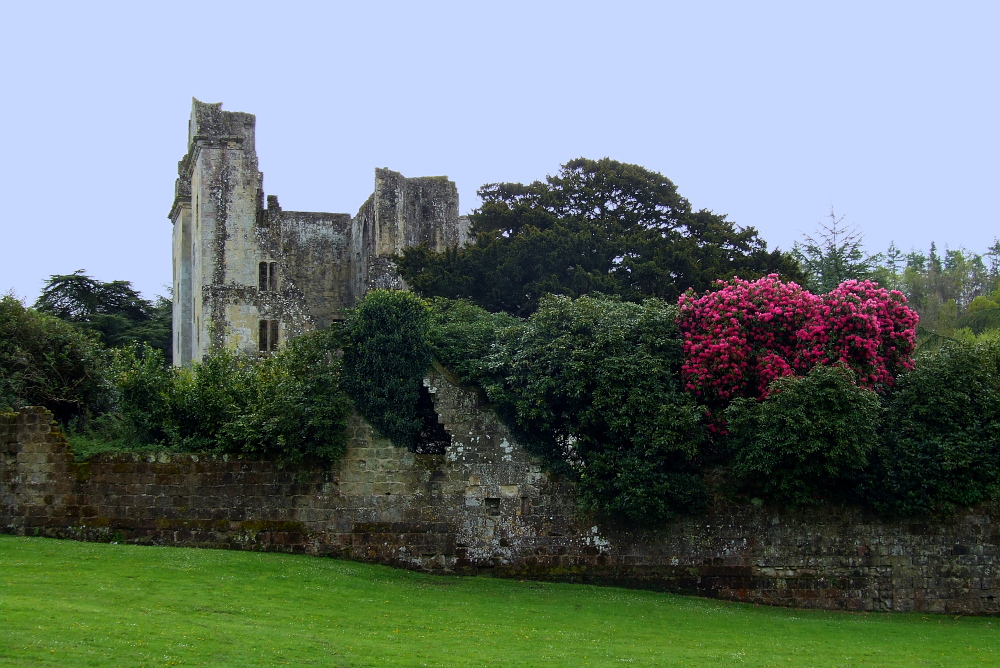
(678, 275, 918, 406)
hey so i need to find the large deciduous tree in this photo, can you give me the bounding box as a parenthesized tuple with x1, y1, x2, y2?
(398, 158, 802, 317)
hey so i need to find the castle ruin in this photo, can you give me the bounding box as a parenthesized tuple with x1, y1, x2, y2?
(169, 99, 469, 365)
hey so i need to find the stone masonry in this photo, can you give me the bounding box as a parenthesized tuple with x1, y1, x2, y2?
(2, 371, 999, 615)
(169, 100, 469, 365)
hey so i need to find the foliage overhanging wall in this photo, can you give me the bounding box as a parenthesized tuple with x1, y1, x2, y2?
(3, 375, 1000, 616)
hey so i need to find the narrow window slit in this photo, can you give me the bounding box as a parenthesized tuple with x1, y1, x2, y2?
(259, 262, 278, 291)
(259, 319, 279, 352)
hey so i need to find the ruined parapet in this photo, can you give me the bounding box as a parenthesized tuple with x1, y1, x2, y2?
(349, 169, 469, 305)
(372, 169, 463, 256)
(272, 206, 354, 330)
(168, 102, 470, 359)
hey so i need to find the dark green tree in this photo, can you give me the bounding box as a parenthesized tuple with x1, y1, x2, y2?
(34, 271, 171, 362)
(399, 158, 801, 316)
(341, 290, 434, 450)
(0, 294, 109, 422)
(792, 209, 881, 293)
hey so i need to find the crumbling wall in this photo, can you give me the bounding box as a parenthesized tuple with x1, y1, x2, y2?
(276, 210, 353, 328)
(4, 376, 998, 615)
(0, 408, 77, 533)
(348, 169, 466, 305)
(171, 102, 471, 360)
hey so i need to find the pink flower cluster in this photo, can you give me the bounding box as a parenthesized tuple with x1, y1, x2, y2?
(678, 275, 918, 403)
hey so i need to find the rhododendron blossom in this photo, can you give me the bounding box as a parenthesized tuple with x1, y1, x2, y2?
(678, 275, 918, 405)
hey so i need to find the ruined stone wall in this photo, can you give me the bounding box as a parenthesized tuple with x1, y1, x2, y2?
(348, 170, 467, 304)
(275, 211, 353, 329)
(170, 100, 471, 360)
(349, 193, 393, 303)
(4, 375, 998, 615)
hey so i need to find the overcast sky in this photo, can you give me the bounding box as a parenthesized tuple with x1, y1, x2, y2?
(2, 0, 996, 302)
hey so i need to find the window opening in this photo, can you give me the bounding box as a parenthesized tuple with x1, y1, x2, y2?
(414, 384, 449, 454)
(258, 262, 278, 291)
(258, 319, 279, 352)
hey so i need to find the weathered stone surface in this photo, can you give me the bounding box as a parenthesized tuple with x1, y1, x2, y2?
(170, 100, 469, 365)
(2, 378, 999, 614)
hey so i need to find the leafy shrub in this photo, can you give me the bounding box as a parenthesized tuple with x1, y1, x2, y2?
(107, 329, 351, 463)
(0, 294, 109, 422)
(106, 343, 176, 444)
(108, 345, 254, 450)
(868, 339, 1000, 515)
(176, 351, 257, 451)
(724, 364, 882, 505)
(341, 290, 433, 450)
(426, 297, 520, 387)
(679, 275, 917, 410)
(429, 294, 708, 524)
(220, 327, 352, 463)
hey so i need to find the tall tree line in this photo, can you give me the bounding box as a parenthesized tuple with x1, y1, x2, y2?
(792, 211, 1000, 343)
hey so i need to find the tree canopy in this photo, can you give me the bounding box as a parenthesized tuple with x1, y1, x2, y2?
(0, 294, 109, 422)
(792, 209, 882, 294)
(398, 158, 802, 316)
(851, 240, 1000, 346)
(34, 271, 171, 361)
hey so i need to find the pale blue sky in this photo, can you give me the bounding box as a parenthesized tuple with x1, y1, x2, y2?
(2, 0, 996, 302)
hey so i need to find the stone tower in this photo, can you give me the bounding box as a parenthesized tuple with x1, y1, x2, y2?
(169, 100, 468, 366)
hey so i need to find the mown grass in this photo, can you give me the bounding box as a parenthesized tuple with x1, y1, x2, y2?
(0, 536, 996, 667)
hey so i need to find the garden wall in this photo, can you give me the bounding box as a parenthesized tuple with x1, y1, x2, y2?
(2, 373, 998, 615)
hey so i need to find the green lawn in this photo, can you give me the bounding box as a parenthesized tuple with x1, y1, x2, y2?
(0, 536, 995, 667)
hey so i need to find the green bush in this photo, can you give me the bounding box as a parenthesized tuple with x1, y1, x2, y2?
(724, 364, 882, 506)
(429, 294, 708, 524)
(426, 297, 520, 387)
(0, 294, 109, 423)
(106, 343, 176, 445)
(105, 329, 351, 463)
(341, 290, 433, 450)
(868, 339, 1000, 515)
(221, 327, 352, 463)
(108, 344, 254, 451)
